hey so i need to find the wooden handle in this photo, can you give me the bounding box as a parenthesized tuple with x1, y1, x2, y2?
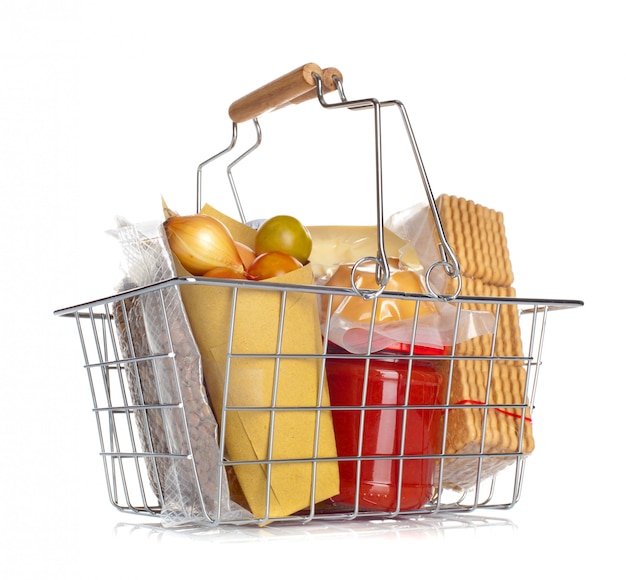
(228, 63, 323, 123)
(287, 67, 344, 105)
(322, 67, 343, 91)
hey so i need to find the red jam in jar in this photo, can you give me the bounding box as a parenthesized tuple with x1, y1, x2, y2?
(325, 343, 444, 512)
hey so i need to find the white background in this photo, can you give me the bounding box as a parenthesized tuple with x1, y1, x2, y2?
(1, 1, 623, 578)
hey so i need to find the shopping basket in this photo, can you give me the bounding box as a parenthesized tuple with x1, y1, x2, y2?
(54, 64, 583, 527)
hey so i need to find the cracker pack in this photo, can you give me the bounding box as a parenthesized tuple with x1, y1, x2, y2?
(435, 194, 534, 490)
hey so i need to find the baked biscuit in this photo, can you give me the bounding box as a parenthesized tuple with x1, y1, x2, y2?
(434, 195, 533, 491)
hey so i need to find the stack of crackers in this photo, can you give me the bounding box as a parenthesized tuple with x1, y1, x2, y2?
(434, 194, 534, 491)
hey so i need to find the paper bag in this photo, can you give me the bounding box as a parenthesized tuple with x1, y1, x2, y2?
(170, 203, 339, 519)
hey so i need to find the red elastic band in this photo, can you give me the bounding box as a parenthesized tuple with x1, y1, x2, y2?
(454, 400, 532, 423)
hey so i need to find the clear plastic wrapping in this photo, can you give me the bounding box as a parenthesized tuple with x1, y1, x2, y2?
(308, 222, 496, 354)
(110, 218, 250, 526)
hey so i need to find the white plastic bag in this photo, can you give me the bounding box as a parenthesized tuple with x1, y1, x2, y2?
(110, 218, 250, 526)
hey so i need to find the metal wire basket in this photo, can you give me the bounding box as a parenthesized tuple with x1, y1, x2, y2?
(54, 64, 582, 526)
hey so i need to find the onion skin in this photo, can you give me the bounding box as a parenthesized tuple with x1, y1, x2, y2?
(235, 241, 257, 270)
(203, 266, 248, 279)
(164, 214, 245, 275)
(246, 251, 303, 280)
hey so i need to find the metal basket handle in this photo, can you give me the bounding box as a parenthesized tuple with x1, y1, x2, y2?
(198, 63, 462, 301)
(196, 64, 342, 222)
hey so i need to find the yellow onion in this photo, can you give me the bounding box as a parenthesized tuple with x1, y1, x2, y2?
(234, 241, 257, 270)
(164, 214, 245, 275)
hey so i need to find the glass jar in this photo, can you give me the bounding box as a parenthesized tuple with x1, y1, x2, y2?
(325, 343, 444, 512)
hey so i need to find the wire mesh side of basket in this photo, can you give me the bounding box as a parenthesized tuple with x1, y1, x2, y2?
(56, 277, 581, 526)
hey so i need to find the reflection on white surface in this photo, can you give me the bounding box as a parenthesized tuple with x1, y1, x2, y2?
(112, 512, 517, 544)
